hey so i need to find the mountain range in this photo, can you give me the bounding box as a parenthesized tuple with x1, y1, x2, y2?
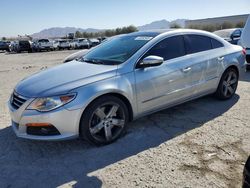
(31, 19, 187, 39)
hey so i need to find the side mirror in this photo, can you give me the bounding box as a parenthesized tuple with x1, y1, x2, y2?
(137, 55, 164, 68)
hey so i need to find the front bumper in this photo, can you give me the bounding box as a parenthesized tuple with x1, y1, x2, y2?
(8, 100, 81, 141)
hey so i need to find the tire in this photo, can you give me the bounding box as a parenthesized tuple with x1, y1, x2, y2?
(247, 65, 250, 71)
(246, 55, 250, 71)
(80, 95, 129, 145)
(215, 68, 238, 100)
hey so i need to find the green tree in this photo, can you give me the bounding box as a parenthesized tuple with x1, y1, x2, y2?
(235, 21, 245, 28)
(170, 23, 181, 29)
(1, 37, 6, 41)
(75, 31, 82, 38)
(221, 22, 234, 29)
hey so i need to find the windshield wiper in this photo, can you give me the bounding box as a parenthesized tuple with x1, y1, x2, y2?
(83, 58, 104, 65)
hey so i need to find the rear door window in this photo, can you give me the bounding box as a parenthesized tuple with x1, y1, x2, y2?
(184, 35, 212, 54)
(211, 38, 224, 49)
(143, 35, 186, 61)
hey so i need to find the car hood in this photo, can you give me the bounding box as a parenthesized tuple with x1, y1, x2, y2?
(15, 61, 117, 97)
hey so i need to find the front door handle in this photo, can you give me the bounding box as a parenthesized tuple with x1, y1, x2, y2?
(217, 56, 224, 61)
(182, 67, 191, 73)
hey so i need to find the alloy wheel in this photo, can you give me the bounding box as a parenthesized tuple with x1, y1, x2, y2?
(222, 71, 238, 97)
(89, 102, 125, 142)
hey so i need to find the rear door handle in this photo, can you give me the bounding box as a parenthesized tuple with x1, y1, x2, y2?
(182, 67, 191, 73)
(217, 57, 224, 61)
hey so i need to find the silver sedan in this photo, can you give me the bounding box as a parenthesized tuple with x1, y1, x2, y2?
(8, 29, 246, 145)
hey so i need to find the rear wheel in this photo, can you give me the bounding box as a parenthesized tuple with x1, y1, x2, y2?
(80, 96, 129, 145)
(215, 68, 238, 100)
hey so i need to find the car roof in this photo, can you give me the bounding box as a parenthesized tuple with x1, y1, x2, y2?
(125, 29, 174, 37)
(127, 29, 230, 47)
(125, 29, 222, 38)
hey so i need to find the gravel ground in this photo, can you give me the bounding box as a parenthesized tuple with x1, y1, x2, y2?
(0, 51, 249, 188)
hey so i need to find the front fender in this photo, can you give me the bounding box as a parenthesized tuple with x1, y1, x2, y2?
(64, 72, 137, 120)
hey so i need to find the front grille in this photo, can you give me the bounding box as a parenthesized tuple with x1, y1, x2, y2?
(11, 92, 27, 109)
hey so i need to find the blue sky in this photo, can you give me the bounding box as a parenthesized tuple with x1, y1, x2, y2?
(0, 0, 249, 37)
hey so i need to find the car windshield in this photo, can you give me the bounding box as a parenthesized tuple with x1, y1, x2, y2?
(82, 35, 153, 65)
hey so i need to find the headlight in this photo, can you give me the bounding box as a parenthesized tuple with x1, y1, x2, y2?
(27, 93, 76, 112)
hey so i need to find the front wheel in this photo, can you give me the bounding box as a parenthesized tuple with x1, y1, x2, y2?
(215, 68, 238, 100)
(80, 96, 129, 145)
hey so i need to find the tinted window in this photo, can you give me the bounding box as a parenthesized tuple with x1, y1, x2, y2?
(184, 35, 212, 54)
(211, 38, 224, 49)
(143, 35, 185, 61)
(38, 39, 49, 43)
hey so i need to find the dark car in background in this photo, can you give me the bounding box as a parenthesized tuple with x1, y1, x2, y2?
(10, 40, 32, 53)
(213, 28, 242, 45)
(243, 156, 250, 188)
(0, 41, 10, 52)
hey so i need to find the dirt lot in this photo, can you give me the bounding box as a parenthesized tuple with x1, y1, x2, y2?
(0, 50, 249, 188)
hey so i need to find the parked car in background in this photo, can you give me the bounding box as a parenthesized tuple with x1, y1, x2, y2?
(58, 39, 71, 50)
(213, 28, 243, 45)
(63, 49, 89, 63)
(10, 40, 32, 53)
(98, 37, 108, 43)
(51, 40, 60, 50)
(32, 39, 54, 52)
(70, 38, 90, 49)
(88, 38, 100, 47)
(0, 41, 10, 52)
(63, 36, 116, 63)
(8, 29, 245, 145)
(243, 156, 250, 188)
(9, 41, 17, 52)
(240, 15, 250, 70)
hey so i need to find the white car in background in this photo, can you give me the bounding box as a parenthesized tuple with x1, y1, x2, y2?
(32, 39, 54, 52)
(240, 15, 250, 70)
(58, 39, 71, 50)
(71, 38, 90, 49)
(52, 40, 60, 50)
(88, 38, 100, 47)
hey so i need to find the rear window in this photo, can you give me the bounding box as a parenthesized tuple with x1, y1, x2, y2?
(211, 38, 224, 49)
(38, 39, 49, 43)
(143, 35, 186, 61)
(184, 35, 212, 54)
(19, 41, 29, 44)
